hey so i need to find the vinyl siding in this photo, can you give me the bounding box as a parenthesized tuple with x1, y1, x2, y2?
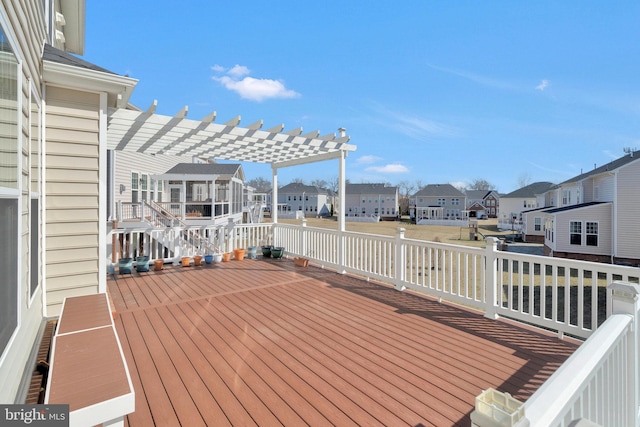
(554, 204, 613, 256)
(592, 174, 615, 202)
(0, 0, 46, 403)
(616, 159, 640, 259)
(44, 86, 101, 315)
(113, 151, 195, 206)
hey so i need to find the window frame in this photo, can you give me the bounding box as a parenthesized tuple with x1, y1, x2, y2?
(570, 221, 582, 245)
(586, 221, 598, 247)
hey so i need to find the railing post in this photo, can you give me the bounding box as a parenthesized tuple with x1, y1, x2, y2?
(484, 237, 500, 320)
(300, 218, 307, 257)
(395, 227, 406, 291)
(609, 281, 640, 427)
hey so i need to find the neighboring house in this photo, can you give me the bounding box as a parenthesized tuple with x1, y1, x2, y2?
(277, 183, 332, 218)
(520, 207, 550, 243)
(465, 190, 500, 219)
(541, 151, 640, 264)
(344, 183, 399, 220)
(410, 184, 468, 225)
(498, 182, 555, 231)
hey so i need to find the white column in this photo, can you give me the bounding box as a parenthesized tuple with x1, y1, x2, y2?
(271, 165, 278, 223)
(484, 237, 500, 320)
(338, 150, 346, 274)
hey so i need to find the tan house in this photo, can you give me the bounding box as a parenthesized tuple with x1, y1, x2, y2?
(542, 151, 640, 264)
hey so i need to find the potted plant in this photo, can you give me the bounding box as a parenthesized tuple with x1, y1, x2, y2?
(181, 256, 191, 267)
(233, 248, 246, 260)
(193, 254, 203, 266)
(136, 255, 150, 272)
(222, 252, 232, 262)
(118, 257, 133, 274)
(294, 256, 309, 267)
(271, 247, 285, 259)
(261, 245, 272, 257)
(247, 246, 258, 259)
(154, 259, 164, 271)
(204, 254, 214, 264)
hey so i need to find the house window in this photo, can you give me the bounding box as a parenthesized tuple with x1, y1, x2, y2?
(534, 217, 542, 231)
(157, 180, 163, 202)
(141, 174, 148, 202)
(131, 172, 139, 203)
(452, 198, 459, 206)
(570, 221, 582, 245)
(586, 222, 598, 246)
(438, 198, 445, 206)
(0, 23, 19, 357)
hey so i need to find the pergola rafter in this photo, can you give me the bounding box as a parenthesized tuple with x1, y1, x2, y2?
(106, 102, 356, 230)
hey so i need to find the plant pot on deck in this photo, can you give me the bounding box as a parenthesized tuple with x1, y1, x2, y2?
(181, 256, 191, 267)
(204, 254, 214, 264)
(247, 246, 257, 259)
(233, 248, 246, 260)
(136, 256, 150, 272)
(271, 247, 284, 259)
(118, 258, 133, 274)
(154, 259, 164, 271)
(213, 253, 223, 263)
(294, 257, 309, 267)
(261, 245, 272, 258)
(193, 255, 203, 266)
(222, 253, 232, 262)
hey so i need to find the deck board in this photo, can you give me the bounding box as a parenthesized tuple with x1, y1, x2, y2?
(109, 258, 579, 426)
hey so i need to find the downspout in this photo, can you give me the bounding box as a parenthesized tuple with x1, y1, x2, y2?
(98, 92, 107, 293)
(612, 170, 617, 264)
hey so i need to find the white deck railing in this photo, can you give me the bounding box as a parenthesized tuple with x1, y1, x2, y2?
(108, 220, 640, 425)
(520, 281, 640, 427)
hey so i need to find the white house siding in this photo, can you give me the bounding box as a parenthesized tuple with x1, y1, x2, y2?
(591, 174, 615, 202)
(615, 159, 640, 261)
(0, 0, 46, 403)
(44, 86, 101, 316)
(554, 204, 613, 257)
(112, 151, 196, 208)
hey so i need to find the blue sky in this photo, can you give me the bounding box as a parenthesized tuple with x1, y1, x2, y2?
(85, 1, 640, 193)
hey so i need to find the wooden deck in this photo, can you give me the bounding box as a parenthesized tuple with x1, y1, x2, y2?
(108, 258, 579, 427)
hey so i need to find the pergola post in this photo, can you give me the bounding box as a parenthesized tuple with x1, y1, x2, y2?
(271, 165, 278, 224)
(338, 149, 346, 274)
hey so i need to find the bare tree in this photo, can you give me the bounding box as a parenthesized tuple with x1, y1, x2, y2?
(245, 177, 272, 192)
(290, 178, 305, 184)
(397, 180, 417, 216)
(468, 178, 496, 191)
(516, 172, 532, 189)
(310, 178, 328, 189)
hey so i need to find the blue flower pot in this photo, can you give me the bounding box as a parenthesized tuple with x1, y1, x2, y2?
(119, 257, 133, 274)
(136, 256, 149, 272)
(204, 254, 214, 264)
(247, 246, 257, 259)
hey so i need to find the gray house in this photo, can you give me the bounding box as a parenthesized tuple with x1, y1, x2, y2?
(344, 183, 399, 220)
(277, 183, 332, 218)
(410, 184, 468, 225)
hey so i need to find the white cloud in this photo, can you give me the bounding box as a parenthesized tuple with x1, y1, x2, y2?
(449, 181, 469, 191)
(228, 64, 250, 78)
(212, 64, 300, 102)
(536, 79, 549, 91)
(365, 163, 409, 173)
(355, 155, 382, 165)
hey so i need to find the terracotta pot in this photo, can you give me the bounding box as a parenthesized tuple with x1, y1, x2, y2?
(181, 256, 191, 267)
(222, 253, 231, 262)
(154, 259, 164, 271)
(193, 255, 203, 266)
(294, 257, 309, 267)
(233, 248, 246, 261)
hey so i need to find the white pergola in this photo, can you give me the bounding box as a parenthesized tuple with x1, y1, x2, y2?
(106, 102, 356, 230)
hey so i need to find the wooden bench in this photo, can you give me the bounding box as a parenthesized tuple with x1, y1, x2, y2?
(45, 293, 135, 427)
